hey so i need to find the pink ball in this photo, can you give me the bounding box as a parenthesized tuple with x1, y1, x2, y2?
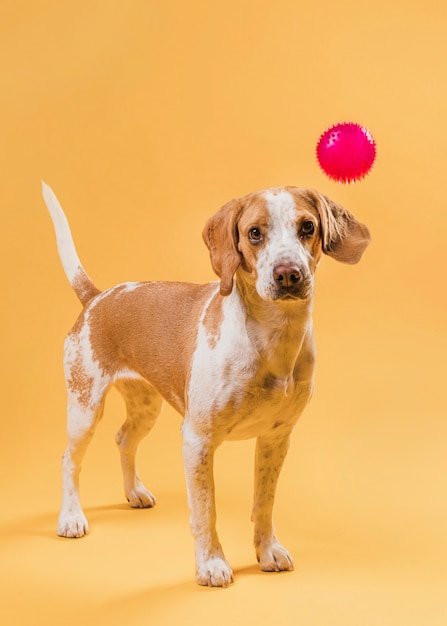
(316, 122, 376, 183)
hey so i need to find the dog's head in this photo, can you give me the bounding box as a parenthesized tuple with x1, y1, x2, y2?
(203, 186, 371, 301)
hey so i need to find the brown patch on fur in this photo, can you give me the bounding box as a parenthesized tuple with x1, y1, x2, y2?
(202, 199, 243, 296)
(72, 269, 101, 306)
(298, 188, 371, 264)
(83, 281, 218, 415)
(202, 291, 224, 349)
(236, 194, 271, 279)
(66, 338, 95, 409)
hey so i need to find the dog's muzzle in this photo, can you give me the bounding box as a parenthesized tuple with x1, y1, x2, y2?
(272, 264, 312, 300)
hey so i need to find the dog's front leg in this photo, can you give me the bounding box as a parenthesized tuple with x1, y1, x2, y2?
(252, 433, 294, 572)
(182, 420, 233, 587)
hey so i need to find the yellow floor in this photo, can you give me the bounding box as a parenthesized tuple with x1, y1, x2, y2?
(1, 1, 446, 624)
(2, 385, 446, 625)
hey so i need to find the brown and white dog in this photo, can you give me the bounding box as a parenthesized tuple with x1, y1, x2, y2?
(43, 182, 370, 587)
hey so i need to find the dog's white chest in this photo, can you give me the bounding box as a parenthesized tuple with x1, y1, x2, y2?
(187, 287, 254, 416)
(186, 288, 314, 440)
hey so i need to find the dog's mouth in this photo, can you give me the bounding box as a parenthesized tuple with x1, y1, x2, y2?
(278, 292, 304, 301)
(274, 276, 314, 301)
(275, 288, 311, 301)
(266, 281, 314, 302)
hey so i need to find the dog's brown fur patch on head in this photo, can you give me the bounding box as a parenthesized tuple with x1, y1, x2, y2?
(299, 188, 371, 264)
(235, 192, 271, 279)
(203, 199, 243, 296)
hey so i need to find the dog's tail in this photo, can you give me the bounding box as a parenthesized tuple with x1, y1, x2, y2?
(42, 181, 101, 306)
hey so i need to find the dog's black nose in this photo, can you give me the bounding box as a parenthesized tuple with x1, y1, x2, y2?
(273, 265, 301, 287)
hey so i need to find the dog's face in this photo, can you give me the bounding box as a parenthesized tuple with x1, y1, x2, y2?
(236, 189, 321, 301)
(203, 186, 371, 301)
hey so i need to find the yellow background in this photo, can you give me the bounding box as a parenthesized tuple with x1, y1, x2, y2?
(1, 1, 446, 624)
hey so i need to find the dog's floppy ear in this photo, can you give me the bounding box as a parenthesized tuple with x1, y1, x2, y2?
(309, 191, 371, 264)
(202, 198, 243, 296)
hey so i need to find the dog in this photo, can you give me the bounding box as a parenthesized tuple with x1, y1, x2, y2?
(43, 182, 370, 587)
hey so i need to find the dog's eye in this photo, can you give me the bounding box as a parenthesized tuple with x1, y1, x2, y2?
(300, 221, 315, 238)
(248, 227, 263, 244)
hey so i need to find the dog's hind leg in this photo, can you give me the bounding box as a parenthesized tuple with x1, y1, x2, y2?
(58, 391, 108, 538)
(114, 379, 163, 508)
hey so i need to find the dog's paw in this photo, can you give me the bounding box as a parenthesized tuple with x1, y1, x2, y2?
(196, 557, 234, 588)
(126, 485, 156, 509)
(57, 512, 89, 538)
(257, 542, 294, 572)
